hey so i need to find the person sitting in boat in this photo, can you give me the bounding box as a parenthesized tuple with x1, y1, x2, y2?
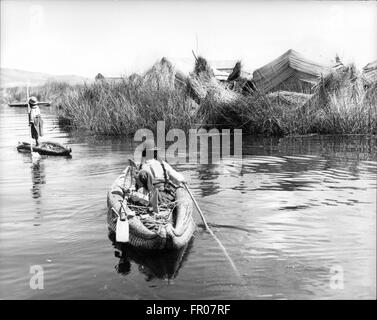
(28, 97, 44, 146)
(135, 142, 186, 213)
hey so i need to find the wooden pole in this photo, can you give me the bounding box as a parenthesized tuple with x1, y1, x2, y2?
(26, 85, 33, 155)
(183, 183, 241, 279)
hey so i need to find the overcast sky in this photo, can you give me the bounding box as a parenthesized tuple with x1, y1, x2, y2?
(1, 0, 376, 77)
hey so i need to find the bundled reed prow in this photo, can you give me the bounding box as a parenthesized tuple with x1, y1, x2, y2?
(193, 56, 214, 77)
(187, 56, 244, 105)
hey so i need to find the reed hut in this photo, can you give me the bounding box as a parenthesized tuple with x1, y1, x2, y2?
(252, 49, 329, 94)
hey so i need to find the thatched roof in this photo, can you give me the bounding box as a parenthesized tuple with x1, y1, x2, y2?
(252, 49, 329, 93)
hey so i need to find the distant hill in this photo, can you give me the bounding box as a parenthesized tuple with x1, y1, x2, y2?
(0, 68, 91, 88)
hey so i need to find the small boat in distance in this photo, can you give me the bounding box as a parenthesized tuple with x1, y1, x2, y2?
(17, 141, 72, 156)
(9, 101, 51, 107)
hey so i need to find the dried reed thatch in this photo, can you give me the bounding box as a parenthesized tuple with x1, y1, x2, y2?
(364, 81, 377, 107)
(297, 63, 377, 135)
(193, 56, 214, 77)
(8, 53, 375, 137)
(252, 49, 329, 94)
(305, 64, 364, 110)
(362, 60, 377, 86)
(128, 73, 143, 85)
(225, 61, 256, 95)
(227, 61, 241, 82)
(187, 56, 244, 104)
(267, 91, 312, 109)
(142, 57, 177, 89)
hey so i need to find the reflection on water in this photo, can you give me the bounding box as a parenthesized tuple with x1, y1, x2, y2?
(197, 164, 222, 198)
(30, 158, 46, 199)
(0, 104, 376, 300)
(109, 231, 193, 281)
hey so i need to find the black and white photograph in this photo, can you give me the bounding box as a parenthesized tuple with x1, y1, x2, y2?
(0, 0, 376, 304)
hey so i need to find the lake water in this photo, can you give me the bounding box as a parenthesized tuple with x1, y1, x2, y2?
(0, 105, 376, 299)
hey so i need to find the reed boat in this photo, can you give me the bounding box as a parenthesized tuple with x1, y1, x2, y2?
(107, 166, 196, 250)
(17, 141, 72, 156)
(9, 102, 51, 107)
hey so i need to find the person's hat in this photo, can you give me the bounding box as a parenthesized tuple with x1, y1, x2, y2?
(28, 96, 38, 106)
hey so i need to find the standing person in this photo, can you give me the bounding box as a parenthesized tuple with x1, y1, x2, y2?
(28, 97, 43, 146)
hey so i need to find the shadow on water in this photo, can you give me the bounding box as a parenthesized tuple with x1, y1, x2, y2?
(108, 231, 194, 281)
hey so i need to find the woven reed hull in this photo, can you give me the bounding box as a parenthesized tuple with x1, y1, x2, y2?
(17, 141, 72, 156)
(107, 171, 196, 250)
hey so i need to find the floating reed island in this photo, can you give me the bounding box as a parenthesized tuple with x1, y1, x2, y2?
(4, 50, 377, 136)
